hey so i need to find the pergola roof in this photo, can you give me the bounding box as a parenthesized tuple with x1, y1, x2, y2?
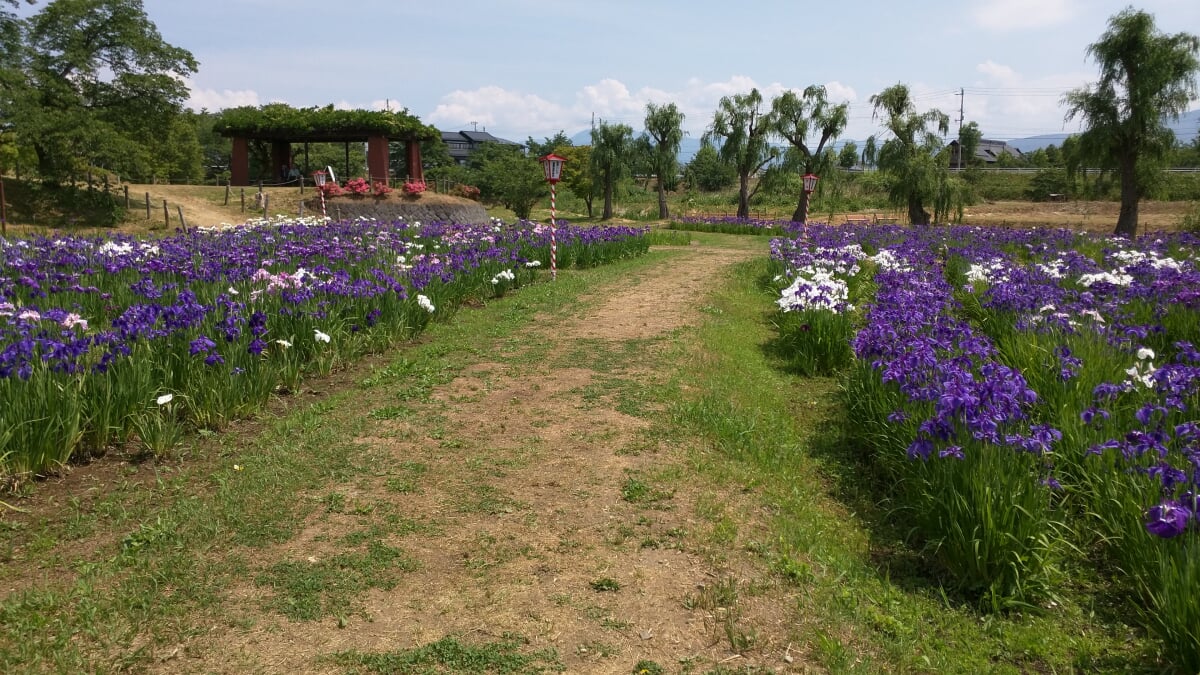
(215, 104, 440, 142)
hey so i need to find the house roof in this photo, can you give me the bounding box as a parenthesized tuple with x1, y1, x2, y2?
(440, 130, 520, 146)
(949, 138, 1024, 162)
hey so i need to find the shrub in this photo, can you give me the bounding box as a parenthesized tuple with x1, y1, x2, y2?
(343, 177, 371, 196)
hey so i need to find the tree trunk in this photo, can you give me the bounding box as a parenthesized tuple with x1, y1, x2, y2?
(1114, 157, 1139, 238)
(791, 190, 810, 223)
(657, 181, 669, 220)
(584, 195, 594, 219)
(737, 173, 750, 219)
(908, 196, 930, 225)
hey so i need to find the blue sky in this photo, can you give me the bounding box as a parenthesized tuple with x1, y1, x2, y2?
(54, 1, 1200, 143)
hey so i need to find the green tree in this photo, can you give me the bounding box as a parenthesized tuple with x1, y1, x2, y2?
(1063, 7, 1200, 237)
(555, 144, 596, 218)
(9, 0, 198, 183)
(838, 141, 858, 169)
(590, 120, 632, 220)
(956, 121, 983, 169)
(683, 142, 735, 191)
(868, 83, 952, 225)
(526, 130, 572, 158)
(704, 88, 778, 219)
(472, 142, 546, 219)
(148, 114, 202, 182)
(770, 86, 848, 222)
(643, 102, 685, 219)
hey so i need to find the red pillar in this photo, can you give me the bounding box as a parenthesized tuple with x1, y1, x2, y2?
(231, 137, 249, 186)
(367, 135, 390, 184)
(405, 138, 424, 183)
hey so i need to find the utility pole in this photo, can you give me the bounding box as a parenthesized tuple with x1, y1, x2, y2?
(958, 87, 965, 135)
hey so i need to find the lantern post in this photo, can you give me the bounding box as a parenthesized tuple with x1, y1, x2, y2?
(312, 170, 328, 220)
(801, 172, 819, 225)
(538, 153, 567, 281)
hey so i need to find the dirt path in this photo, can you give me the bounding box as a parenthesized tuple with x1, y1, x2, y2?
(162, 243, 819, 674)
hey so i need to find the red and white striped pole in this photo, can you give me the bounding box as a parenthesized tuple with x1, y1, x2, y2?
(539, 153, 566, 283)
(550, 183, 557, 281)
(313, 170, 328, 220)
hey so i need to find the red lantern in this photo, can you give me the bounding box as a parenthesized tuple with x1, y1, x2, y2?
(539, 153, 567, 184)
(802, 173, 819, 194)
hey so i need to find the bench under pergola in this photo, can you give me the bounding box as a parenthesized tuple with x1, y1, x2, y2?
(215, 104, 440, 187)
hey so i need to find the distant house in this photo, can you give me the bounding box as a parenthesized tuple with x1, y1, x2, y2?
(948, 138, 1024, 168)
(440, 130, 521, 166)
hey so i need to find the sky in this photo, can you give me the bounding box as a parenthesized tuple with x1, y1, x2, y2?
(38, 1, 1200, 144)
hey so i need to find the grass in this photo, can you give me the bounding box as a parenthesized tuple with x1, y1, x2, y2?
(331, 634, 563, 674)
(0, 230, 1171, 672)
(0, 253, 654, 670)
(666, 255, 1160, 672)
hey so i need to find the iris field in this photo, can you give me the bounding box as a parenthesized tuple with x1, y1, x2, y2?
(767, 222, 1200, 670)
(4, 211, 1200, 669)
(0, 217, 649, 480)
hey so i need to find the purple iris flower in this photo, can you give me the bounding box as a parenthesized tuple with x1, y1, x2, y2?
(1145, 501, 1191, 538)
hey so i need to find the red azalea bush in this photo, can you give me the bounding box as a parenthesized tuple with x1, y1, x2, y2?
(452, 184, 481, 201)
(403, 180, 427, 196)
(318, 182, 345, 197)
(372, 181, 393, 195)
(344, 177, 371, 196)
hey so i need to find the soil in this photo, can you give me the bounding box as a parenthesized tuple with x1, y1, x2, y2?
(174, 244, 797, 674)
(23, 240, 809, 674)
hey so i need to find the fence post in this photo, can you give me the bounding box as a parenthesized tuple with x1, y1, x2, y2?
(299, 176, 304, 195)
(224, 183, 231, 206)
(240, 188, 245, 213)
(145, 192, 151, 220)
(177, 205, 188, 233)
(163, 199, 169, 228)
(123, 184, 129, 209)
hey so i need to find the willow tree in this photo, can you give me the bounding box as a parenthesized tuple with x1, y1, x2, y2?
(868, 84, 951, 225)
(590, 120, 632, 220)
(1063, 8, 1200, 237)
(704, 88, 778, 219)
(643, 102, 685, 219)
(771, 86, 848, 223)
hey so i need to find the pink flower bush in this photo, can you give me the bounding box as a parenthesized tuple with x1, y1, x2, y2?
(343, 177, 371, 196)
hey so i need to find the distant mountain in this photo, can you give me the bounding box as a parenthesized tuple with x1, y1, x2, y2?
(568, 129, 705, 163)
(1006, 108, 1199, 152)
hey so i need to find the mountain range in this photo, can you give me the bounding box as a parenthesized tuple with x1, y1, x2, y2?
(564, 108, 1200, 162)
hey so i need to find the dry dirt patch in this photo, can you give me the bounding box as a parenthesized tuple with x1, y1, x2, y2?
(169, 244, 812, 673)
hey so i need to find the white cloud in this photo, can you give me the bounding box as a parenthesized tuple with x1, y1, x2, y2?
(966, 61, 1092, 138)
(427, 86, 569, 136)
(971, 0, 1079, 31)
(421, 77, 862, 142)
(186, 85, 260, 111)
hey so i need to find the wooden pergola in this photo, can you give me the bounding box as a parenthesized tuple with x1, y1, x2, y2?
(216, 105, 439, 187)
(227, 130, 423, 187)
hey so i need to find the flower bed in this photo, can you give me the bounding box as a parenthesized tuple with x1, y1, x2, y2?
(770, 224, 1200, 668)
(0, 217, 649, 478)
